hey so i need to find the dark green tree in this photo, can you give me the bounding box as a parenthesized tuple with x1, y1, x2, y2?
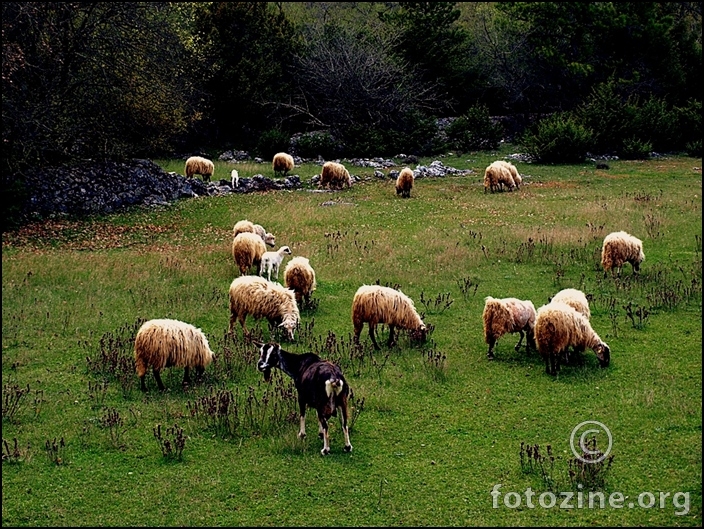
(191, 2, 302, 149)
(379, 2, 486, 115)
(2, 2, 198, 230)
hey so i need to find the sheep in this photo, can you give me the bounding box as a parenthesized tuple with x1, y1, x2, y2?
(259, 245, 292, 282)
(185, 156, 214, 182)
(482, 296, 537, 359)
(483, 161, 515, 193)
(232, 219, 276, 247)
(273, 152, 295, 177)
(320, 161, 352, 190)
(549, 288, 591, 320)
(231, 169, 239, 188)
(601, 231, 645, 277)
(395, 167, 415, 198)
(232, 232, 267, 276)
(134, 318, 215, 391)
(254, 341, 352, 455)
(352, 284, 427, 350)
(496, 160, 522, 189)
(535, 301, 610, 376)
(229, 275, 300, 340)
(284, 256, 317, 306)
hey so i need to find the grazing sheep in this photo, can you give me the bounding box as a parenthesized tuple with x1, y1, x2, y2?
(352, 284, 427, 350)
(232, 232, 267, 276)
(497, 160, 522, 189)
(260, 245, 292, 282)
(601, 231, 645, 277)
(273, 152, 295, 177)
(284, 256, 317, 305)
(320, 161, 352, 189)
(483, 161, 515, 193)
(254, 341, 352, 455)
(231, 169, 239, 188)
(482, 296, 537, 359)
(134, 318, 215, 391)
(549, 288, 591, 319)
(395, 167, 415, 198)
(232, 219, 276, 247)
(229, 275, 300, 340)
(185, 156, 214, 182)
(535, 301, 610, 376)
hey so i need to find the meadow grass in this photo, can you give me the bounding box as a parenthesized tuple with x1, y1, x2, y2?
(2, 147, 701, 526)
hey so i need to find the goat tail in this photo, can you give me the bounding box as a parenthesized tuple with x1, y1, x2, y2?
(325, 377, 344, 398)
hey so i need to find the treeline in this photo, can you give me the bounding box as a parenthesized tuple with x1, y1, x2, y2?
(2, 3, 701, 204)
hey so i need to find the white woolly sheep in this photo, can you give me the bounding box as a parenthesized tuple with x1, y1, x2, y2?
(535, 301, 610, 376)
(284, 256, 317, 306)
(229, 275, 300, 340)
(482, 296, 537, 359)
(352, 284, 427, 350)
(185, 156, 214, 182)
(232, 232, 267, 276)
(601, 231, 645, 277)
(396, 167, 415, 198)
(320, 161, 352, 189)
(232, 219, 276, 247)
(134, 318, 215, 391)
(231, 169, 239, 188)
(260, 245, 292, 281)
(549, 288, 591, 319)
(273, 152, 295, 177)
(484, 161, 515, 193)
(496, 160, 522, 189)
(254, 341, 352, 455)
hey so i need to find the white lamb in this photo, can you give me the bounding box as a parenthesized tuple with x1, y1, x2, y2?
(260, 246, 292, 281)
(535, 301, 610, 376)
(231, 169, 239, 188)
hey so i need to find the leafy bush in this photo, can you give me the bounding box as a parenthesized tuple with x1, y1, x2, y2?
(619, 137, 652, 160)
(675, 99, 702, 156)
(445, 104, 503, 152)
(255, 129, 291, 160)
(574, 81, 636, 155)
(520, 113, 593, 164)
(290, 130, 341, 159)
(631, 96, 679, 153)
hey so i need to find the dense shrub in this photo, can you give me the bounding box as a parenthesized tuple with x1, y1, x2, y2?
(619, 137, 652, 160)
(255, 129, 292, 160)
(520, 113, 593, 164)
(289, 131, 341, 160)
(445, 104, 503, 152)
(675, 99, 702, 157)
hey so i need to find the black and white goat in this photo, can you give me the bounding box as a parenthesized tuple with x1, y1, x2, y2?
(254, 341, 352, 455)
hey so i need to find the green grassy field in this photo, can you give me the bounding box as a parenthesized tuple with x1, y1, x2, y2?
(2, 147, 702, 526)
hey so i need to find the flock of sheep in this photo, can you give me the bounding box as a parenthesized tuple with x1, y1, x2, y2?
(134, 153, 646, 453)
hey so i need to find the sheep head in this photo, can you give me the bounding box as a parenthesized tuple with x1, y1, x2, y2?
(594, 342, 610, 367)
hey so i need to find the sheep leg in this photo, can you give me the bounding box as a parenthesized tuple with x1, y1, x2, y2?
(139, 375, 148, 392)
(486, 336, 496, 359)
(368, 324, 381, 350)
(182, 366, 191, 388)
(387, 325, 396, 347)
(153, 369, 166, 391)
(514, 330, 525, 351)
(353, 322, 363, 346)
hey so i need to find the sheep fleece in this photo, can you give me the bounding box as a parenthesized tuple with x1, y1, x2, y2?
(232, 232, 267, 275)
(185, 156, 214, 179)
(134, 319, 214, 378)
(229, 275, 299, 326)
(352, 285, 424, 330)
(284, 256, 317, 302)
